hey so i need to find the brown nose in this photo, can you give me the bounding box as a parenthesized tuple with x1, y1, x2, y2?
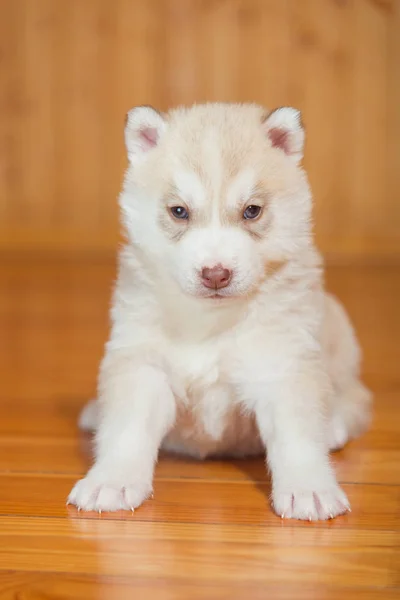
(201, 266, 232, 290)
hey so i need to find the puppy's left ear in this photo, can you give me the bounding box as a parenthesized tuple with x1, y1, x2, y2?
(262, 107, 304, 164)
(124, 105, 166, 164)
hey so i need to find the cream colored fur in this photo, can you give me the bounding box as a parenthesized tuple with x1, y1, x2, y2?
(68, 103, 372, 520)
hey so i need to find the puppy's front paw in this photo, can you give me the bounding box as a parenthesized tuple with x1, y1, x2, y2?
(67, 475, 153, 513)
(272, 484, 350, 521)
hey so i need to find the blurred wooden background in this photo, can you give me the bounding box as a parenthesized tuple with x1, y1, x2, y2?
(0, 0, 399, 261)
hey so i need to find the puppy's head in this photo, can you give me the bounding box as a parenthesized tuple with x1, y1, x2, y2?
(120, 103, 312, 300)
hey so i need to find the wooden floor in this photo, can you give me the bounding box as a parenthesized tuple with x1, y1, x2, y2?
(0, 260, 399, 599)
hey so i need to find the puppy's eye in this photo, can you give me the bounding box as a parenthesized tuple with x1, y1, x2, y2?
(170, 206, 189, 220)
(243, 205, 262, 220)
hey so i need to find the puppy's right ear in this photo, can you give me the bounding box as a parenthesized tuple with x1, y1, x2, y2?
(124, 106, 166, 164)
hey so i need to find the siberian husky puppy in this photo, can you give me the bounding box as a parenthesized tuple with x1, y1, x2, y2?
(68, 103, 372, 520)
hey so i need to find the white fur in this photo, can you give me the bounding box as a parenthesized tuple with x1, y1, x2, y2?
(68, 103, 372, 520)
(124, 105, 166, 163)
(263, 107, 305, 163)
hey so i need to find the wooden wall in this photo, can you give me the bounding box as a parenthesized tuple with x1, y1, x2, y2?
(0, 0, 399, 261)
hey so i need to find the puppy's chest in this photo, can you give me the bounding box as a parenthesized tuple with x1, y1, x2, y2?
(165, 326, 289, 404)
(162, 337, 266, 457)
(167, 339, 229, 400)
(163, 340, 239, 451)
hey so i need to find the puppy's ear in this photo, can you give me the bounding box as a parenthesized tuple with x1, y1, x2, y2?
(262, 107, 304, 164)
(124, 106, 166, 164)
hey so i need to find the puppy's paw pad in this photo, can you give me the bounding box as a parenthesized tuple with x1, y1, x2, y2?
(273, 486, 350, 521)
(67, 478, 152, 513)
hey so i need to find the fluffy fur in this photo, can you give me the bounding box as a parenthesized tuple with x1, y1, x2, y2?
(68, 103, 372, 520)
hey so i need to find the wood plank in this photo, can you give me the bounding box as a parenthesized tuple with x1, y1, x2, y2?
(350, 0, 388, 250)
(0, 517, 398, 587)
(0, 572, 398, 600)
(0, 473, 398, 531)
(387, 0, 400, 240)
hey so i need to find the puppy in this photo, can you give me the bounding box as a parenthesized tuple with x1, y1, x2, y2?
(68, 103, 372, 520)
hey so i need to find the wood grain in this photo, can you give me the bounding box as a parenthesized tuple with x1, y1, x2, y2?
(0, 516, 398, 586)
(0, 260, 399, 597)
(1, 473, 400, 530)
(0, 0, 399, 261)
(0, 573, 398, 600)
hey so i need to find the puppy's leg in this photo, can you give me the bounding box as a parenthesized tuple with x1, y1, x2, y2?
(68, 361, 176, 512)
(328, 380, 372, 451)
(322, 294, 372, 451)
(78, 399, 99, 432)
(254, 367, 350, 521)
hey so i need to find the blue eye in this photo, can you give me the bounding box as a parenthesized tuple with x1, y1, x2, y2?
(170, 206, 189, 220)
(243, 205, 262, 220)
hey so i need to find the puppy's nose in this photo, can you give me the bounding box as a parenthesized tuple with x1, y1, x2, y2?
(201, 266, 232, 290)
